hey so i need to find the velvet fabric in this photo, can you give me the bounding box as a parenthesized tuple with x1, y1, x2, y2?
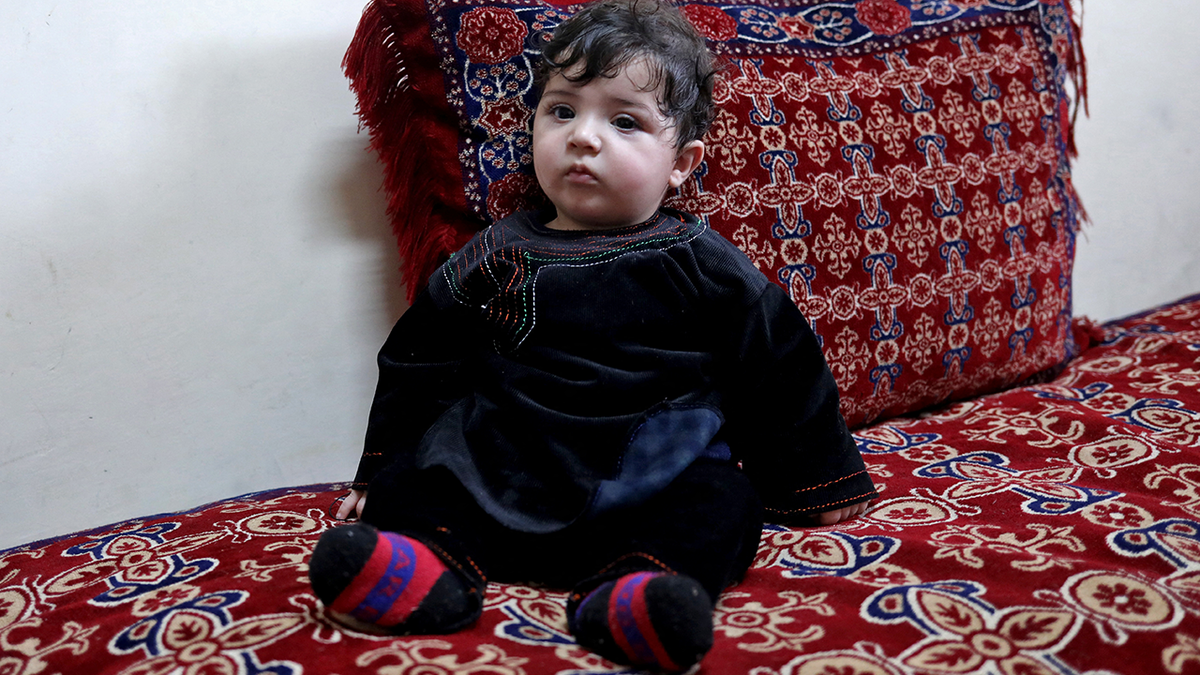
(361, 458, 764, 612)
(355, 209, 876, 532)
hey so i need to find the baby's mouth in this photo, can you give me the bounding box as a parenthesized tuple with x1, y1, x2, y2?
(566, 164, 598, 183)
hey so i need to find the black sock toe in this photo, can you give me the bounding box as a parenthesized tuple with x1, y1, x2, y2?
(569, 572, 714, 672)
(308, 523, 379, 606)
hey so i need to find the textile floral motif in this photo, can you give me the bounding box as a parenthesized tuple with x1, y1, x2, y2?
(398, 0, 1085, 426)
(6, 295, 1200, 673)
(856, 0, 913, 37)
(455, 7, 528, 65)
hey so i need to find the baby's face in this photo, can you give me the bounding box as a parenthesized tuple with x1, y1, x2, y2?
(532, 58, 703, 231)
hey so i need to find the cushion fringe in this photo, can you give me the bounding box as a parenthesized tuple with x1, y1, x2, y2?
(343, 0, 478, 303)
(1060, 0, 1089, 226)
(1060, 0, 1088, 159)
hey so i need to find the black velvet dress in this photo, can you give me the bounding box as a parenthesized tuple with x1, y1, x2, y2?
(352, 209, 877, 534)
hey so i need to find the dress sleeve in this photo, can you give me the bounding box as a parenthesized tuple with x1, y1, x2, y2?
(352, 288, 476, 490)
(719, 282, 878, 525)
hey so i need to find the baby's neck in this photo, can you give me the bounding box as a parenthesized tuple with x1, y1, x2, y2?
(543, 210, 661, 232)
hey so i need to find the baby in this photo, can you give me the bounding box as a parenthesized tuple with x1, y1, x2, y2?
(309, 0, 876, 670)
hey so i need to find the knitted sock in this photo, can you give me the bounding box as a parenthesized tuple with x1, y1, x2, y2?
(570, 571, 713, 671)
(308, 523, 474, 634)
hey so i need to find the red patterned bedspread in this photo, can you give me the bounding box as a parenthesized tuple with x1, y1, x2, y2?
(5, 295, 1200, 675)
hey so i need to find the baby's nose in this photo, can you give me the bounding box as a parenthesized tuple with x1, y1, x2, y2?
(568, 119, 602, 150)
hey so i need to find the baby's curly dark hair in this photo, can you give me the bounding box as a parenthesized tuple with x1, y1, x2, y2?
(535, 0, 720, 147)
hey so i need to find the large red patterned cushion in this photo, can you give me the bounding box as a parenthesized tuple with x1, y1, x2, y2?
(344, 0, 1085, 426)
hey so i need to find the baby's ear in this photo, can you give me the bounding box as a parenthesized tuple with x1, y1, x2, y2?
(668, 140, 705, 189)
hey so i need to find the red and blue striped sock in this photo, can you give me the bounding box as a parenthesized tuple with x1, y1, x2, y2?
(571, 571, 713, 671)
(308, 523, 473, 633)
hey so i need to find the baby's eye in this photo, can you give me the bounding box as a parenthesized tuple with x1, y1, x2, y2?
(549, 105, 574, 120)
(612, 115, 641, 131)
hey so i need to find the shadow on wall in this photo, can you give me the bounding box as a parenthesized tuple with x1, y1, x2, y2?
(336, 144, 410, 324)
(154, 37, 409, 326)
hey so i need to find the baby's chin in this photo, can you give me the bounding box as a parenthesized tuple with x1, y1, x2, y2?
(549, 207, 661, 231)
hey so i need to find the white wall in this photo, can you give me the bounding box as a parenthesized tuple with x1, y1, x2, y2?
(1, 2, 404, 549)
(3, 2, 1199, 550)
(1071, 1, 1200, 320)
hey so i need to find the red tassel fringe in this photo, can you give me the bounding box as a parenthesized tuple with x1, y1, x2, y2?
(343, 0, 478, 303)
(1058, 0, 1089, 227)
(1060, 0, 1088, 159)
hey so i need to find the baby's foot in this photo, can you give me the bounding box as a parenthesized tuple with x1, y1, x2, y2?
(308, 523, 475, 634)
(814, 500, 871, 526)
(570, 571, 713, 672)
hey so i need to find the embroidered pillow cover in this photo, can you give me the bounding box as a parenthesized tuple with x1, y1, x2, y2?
(344, 0, 1085, 427)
